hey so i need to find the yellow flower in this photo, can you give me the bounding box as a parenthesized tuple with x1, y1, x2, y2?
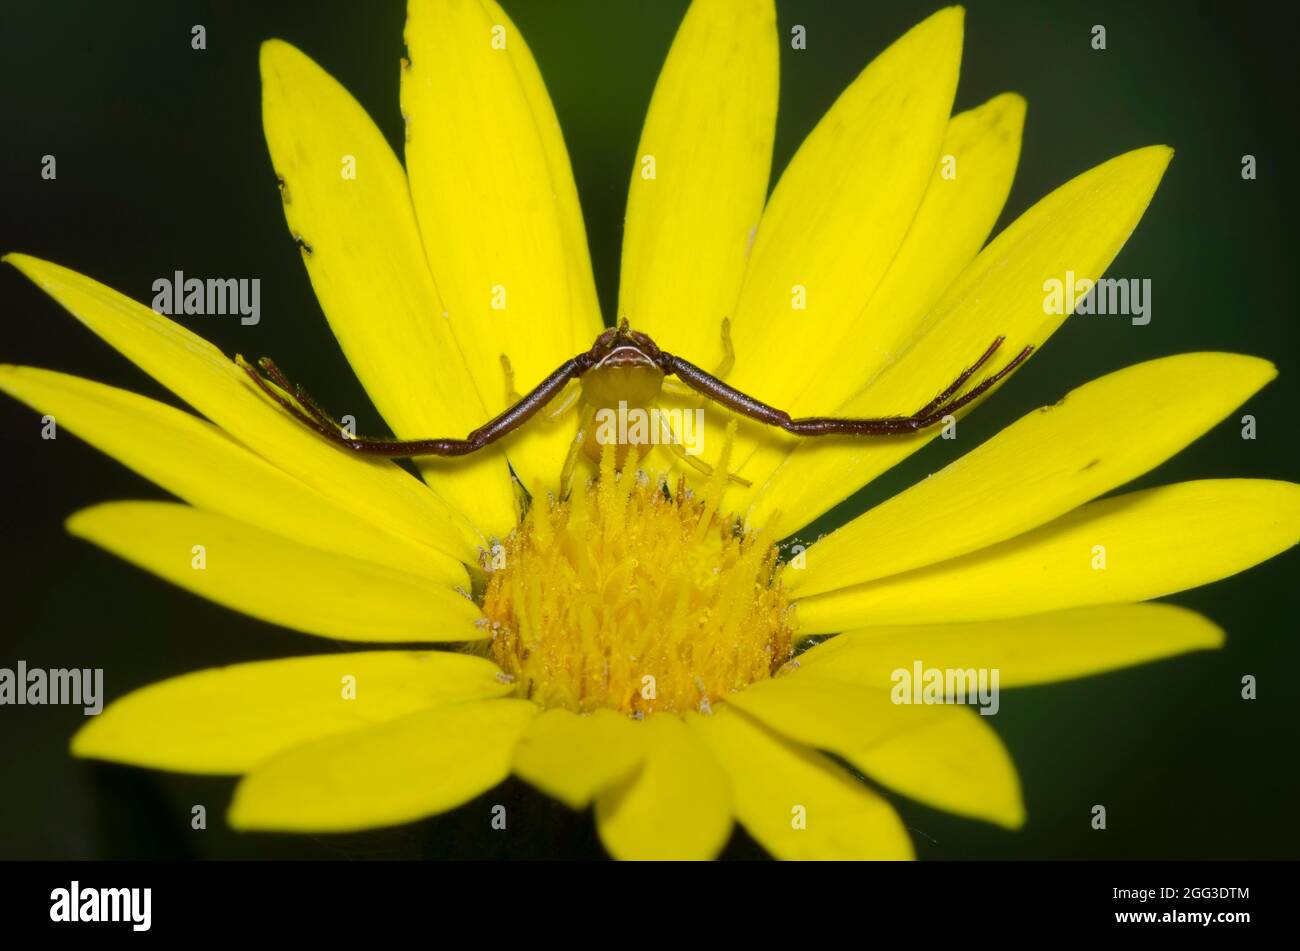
(3, 0, 1297, 860)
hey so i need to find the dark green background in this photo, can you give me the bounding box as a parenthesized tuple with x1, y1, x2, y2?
(0, 0, 1295, 859)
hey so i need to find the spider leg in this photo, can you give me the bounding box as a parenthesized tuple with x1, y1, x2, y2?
(255, 356, 351, 433)
(502, 352, 582, 424)
(662, 318, 735, 397)
(905, 343, 1035, 427)
(560, 405, 598, 498)
(237, 354, 371, 444)
(239, 353, 582, 457)
(783, 342, 1034, 435)
(714, 317, 735, 378)
(906, 335, 1005, 421)
(545, 381, 583, 421)
(653, 402, 751, 487)
(661, 338, 1034, 437)
(500, 354, 522, 405)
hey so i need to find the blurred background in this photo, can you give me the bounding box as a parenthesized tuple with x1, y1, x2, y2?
(0, 0, 1295, 859)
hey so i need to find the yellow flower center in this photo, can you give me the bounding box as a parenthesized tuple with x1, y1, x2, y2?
(481, 437, 795, 716)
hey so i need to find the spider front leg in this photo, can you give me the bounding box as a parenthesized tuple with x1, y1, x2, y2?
(249, 356, 350, 433)
(501, 353, 581, 422)
(797, 338, 1035, 434)
(662, 318, 734, 397)
(661, 337, 1034, 437)
(238, 352, 582, 457)
(237, 354, 372, 445)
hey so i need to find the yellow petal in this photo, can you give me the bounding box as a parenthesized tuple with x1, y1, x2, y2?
(595, 713, 731, 860)
(401, 0, 602, 492)
(0, 365, 458, 584)
(67, 502, 482, 642)
(792, 353, 1276, 597)
(690, 707, 913, 860)
(229, 698, 537, 832)
(729, 675, 947, 764)
(73, 651, 511, 774)
(733, 92, 1026, 487)
(797, 479, 1300, 632)
(260, 39, 516, 536)
(797, 604, 1224, 689)
(848, 702, 1024, 829)
(620, 0, 777, 361)
(733, 674, 1023, 828)
(703, 8, 962, 486)
(749, 145, 1174, 537)
(512, 708, 644, 810)
(4, 253, 483, 564)
(831, 93, 1027, 403)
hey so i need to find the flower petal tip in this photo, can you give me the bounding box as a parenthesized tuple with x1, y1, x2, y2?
(1218, 352, 1279, 382)
(68, 718, 107, 761)
(964, 92, 1027, 140)
(924, 5, 965, 39)
(225, 802, 256, 833)
(63, 503, 108, 540)
(258, 37, 297, 66)
(1146, 143, 1175, 167)
(67, 732, 87, 759)
(895, 6, 964, 56)
(3, 252, 36, 273)
(1001, 803, 1028, 831)
(1107, 144, 1174, 179)
(226, 782, 280, 833)
(989, 90, 1028, 118)
(3, 253, 67, 292)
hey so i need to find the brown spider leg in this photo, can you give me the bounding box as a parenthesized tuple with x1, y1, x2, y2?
(782, 336, 1021, 435)
(237, 354, 363, 442)
(660, 340, 1034, 437)
(903, 343, 1035, 427)
(778, 343, 1034, 435)
(254, 356, 351, 432)
(905, 335, 1005, 421)
(662, 317, 735, 397)
(238, 353, 583, 457)
(502, 352, 580, 423)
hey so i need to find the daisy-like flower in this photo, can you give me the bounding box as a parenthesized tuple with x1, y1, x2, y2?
(4, 0, 1297, 860)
